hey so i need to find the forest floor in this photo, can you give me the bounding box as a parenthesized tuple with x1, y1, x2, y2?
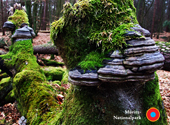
(0, 32, 170, 124)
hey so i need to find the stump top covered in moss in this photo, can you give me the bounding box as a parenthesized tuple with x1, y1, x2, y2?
(51, 0, 138, 69)
(51, 0, 164, 86)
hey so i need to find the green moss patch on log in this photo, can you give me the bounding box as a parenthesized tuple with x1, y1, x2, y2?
(41, 58, 64, 66)
(0, 39, 67, 124)
(42, 66, 66, 81)
(61, 70, 69, 85)
(13, 70, 62, 125)
(0, 73, 8, 80)
(50, 0, 139, 69)
(77, 51, 110, 70)
(0, 77, 12, 103)
(1, 39, 42, 73)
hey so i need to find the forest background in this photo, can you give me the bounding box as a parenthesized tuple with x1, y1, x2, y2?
(0, 0, 169, 38)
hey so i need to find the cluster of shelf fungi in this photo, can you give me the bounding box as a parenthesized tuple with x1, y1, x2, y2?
(69, 24, 165, 86)
(3, 21, 35, 43)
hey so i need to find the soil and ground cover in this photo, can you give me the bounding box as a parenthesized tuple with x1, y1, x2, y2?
(0, 32, 169, 124)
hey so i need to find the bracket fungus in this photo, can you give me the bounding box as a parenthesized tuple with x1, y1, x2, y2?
(12, 25, 35, 42)
(3, 21, 16, 31)
(68, 26, 164, 86)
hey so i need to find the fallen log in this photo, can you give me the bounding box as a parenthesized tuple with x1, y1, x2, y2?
(33, 44, 58, 55)
(0, 39, 63, 124)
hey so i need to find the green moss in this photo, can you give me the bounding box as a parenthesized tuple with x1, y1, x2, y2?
(41, 58, 64, 66)
(0, 77, 11, 89)
(50, 0, 139, 69)
(51, 86, 105, 125)
(13, 70, 62, 125)
(0, 73, 8, 80)
(0, 77, 12, 101)
(0, 119, 5, 124)
(8, 9, 29, 28)
(61, 70, 69, 85)
(42, 66, 66, 81)
(138, 73, 168, 125)
(78, 51, 109, 70)
(1, 40, 41, 73)
(0, 77, 11, 91)
(53, 80, 61, 86)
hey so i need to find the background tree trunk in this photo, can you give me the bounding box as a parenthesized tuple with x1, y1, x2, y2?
(1, 0, 5, 35)
(25, 0, 32, 27)
(33, 2, 38, 36)
(42, 0, 47, 30)
(151, 0, 157, 38)
(166, 0, 170, 32)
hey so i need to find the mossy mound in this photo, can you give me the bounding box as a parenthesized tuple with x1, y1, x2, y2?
(1, 39, 41, 73)
(0, 77, 12, 104)
(8, 9, 29, 28)
(50, 0, 138, 69)
(42, 66, 66, 81)
(13, 70, 62, 125)
(61, 70, 69, 85)
(41, 58, 64, 66)
(77, 51, 109, 70)
(0, 39, 66, 124)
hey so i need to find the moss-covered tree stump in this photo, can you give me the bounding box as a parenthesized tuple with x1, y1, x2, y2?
(50, 0, 168, 124)
(0, 1, 168, 124)
(53, 74, 167, 125)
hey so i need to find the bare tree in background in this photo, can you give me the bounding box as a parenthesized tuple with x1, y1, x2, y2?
(151, 0, 158, 38)
(1, 0, 5, 35)
(166, 0, 170, 32)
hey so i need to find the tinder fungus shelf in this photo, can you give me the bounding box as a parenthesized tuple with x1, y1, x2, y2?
(11, 25, 35, 42)
(3, 21, 16, 31)
(98, 38, 164, 83)
(69, 27, 164, 86)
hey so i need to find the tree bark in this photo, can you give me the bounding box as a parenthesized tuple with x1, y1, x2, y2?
(41, 0, 47, 30)
(5, 0, 8, 22)
(25, 0, 32, 27)
(1, 0, 5, 35)
(33, 2, 38, 36)
(55, 76, 167, 125)
(151, 0, 157, 38)
(166, 0, 170, 32)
